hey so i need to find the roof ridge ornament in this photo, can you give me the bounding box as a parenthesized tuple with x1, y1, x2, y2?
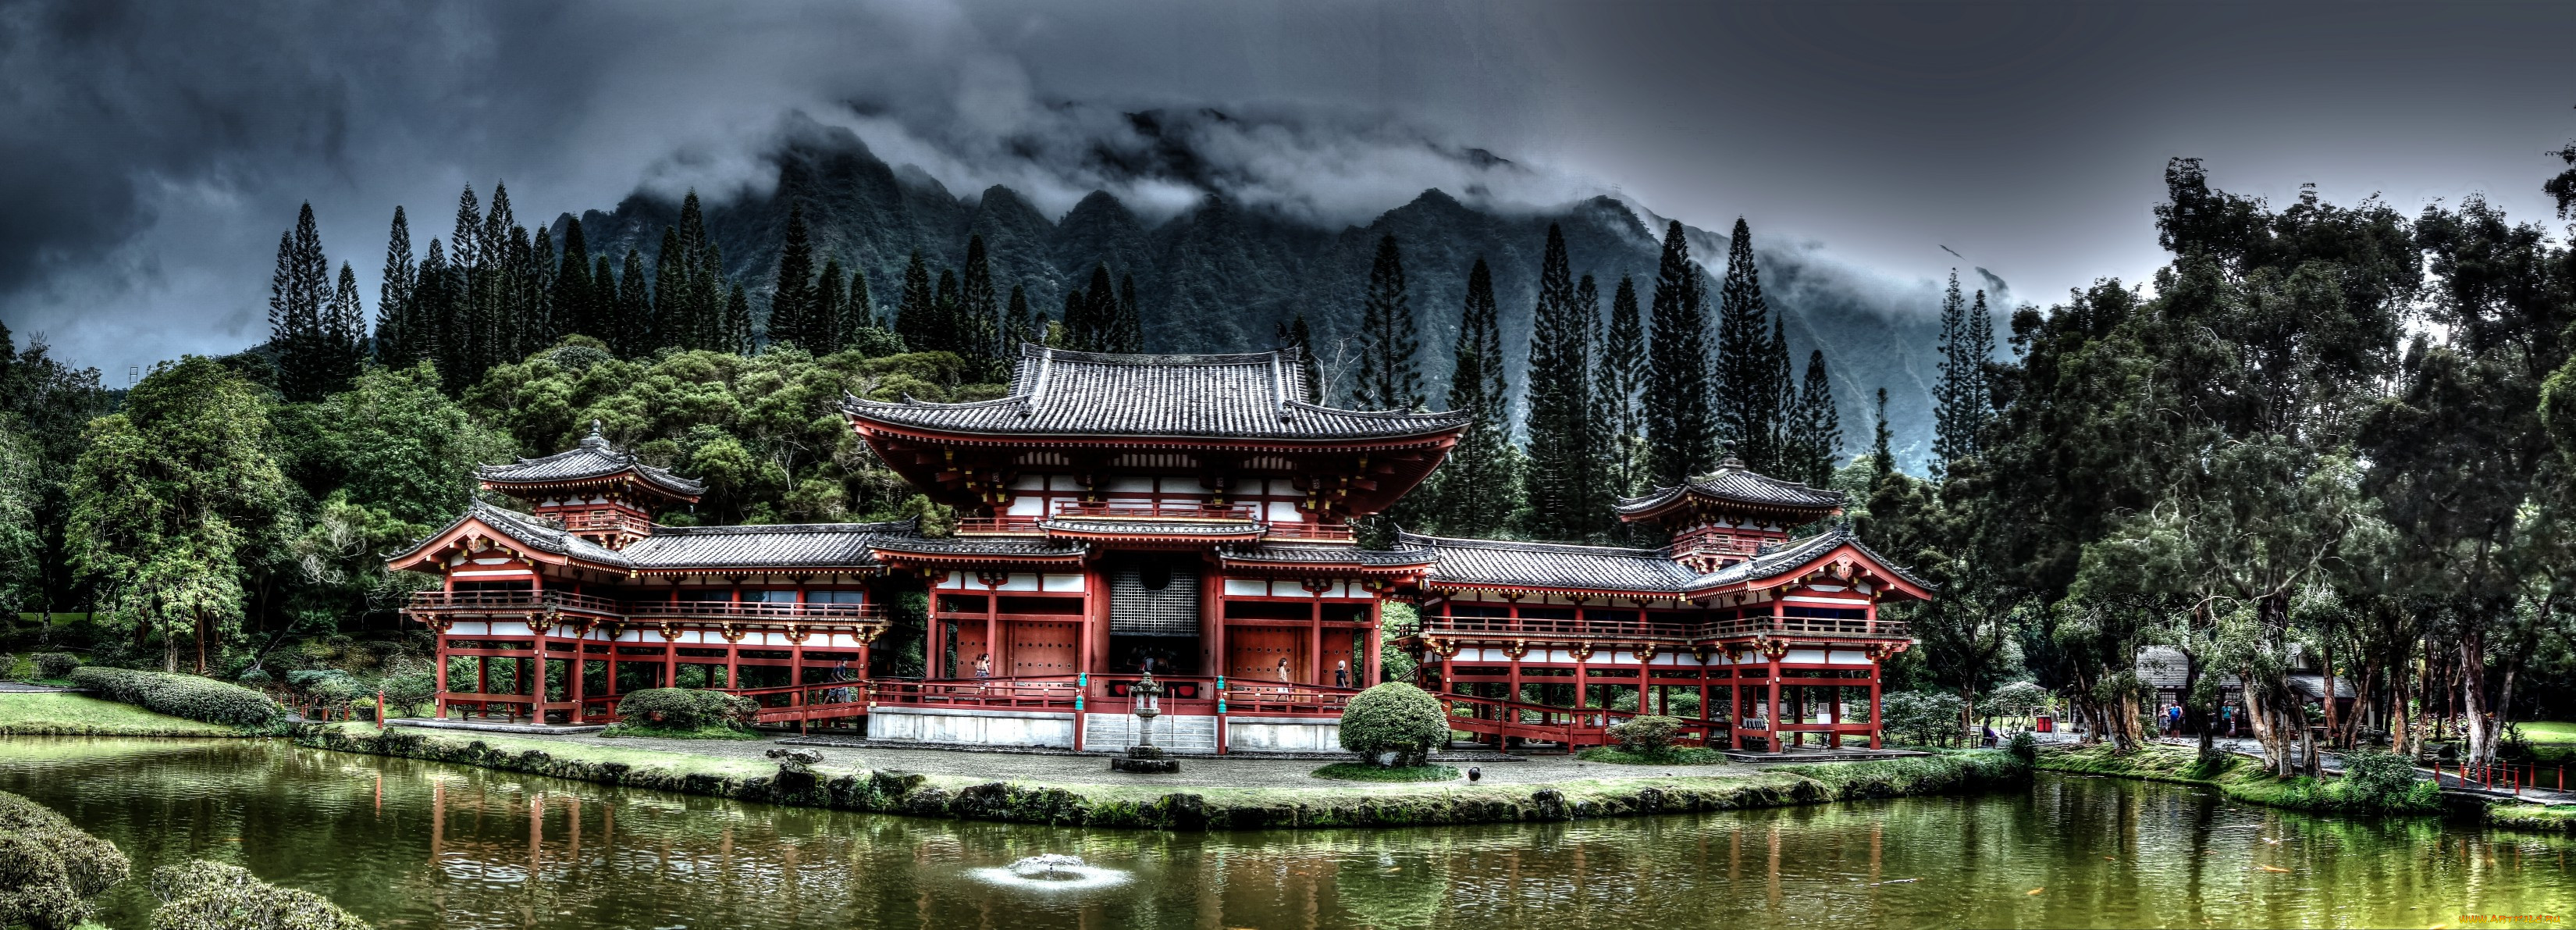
(582, 419, 608, 449)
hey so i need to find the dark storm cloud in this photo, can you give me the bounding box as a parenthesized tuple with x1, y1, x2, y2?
(4, 0, 2574, 373)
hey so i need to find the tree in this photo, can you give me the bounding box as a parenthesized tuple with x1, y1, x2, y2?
(374, 207, 419, 367)
(958, 235, 1003, 372)
(1521, 223, 1608, 541)
(1111, 273, 1143, 353)
(66, 358, 291, 672)
(269, 203, 335, 401)
(1595, 276, 1647, 495)
(845, 265, 878, 336)
(895, 251, 937, 353)
(553, 218, 595, 342)
(322, 262, 365, 390)
(1276, 313, 1322, 401)
(614, 248, 651, 358)
(813, 257, 847, 355)
(1431, 258, 1517, 536)
(1643, 220, 1717, 488)
(1352, 234, 1424, 411)
(653, 226, 691, 351)
(1003, 284, 1034, 351)
(768, 205, 816, 350)
(1931, 273, 1996, 476)
(721, 283, 753, 356)
(1784, 350, 1841, 486)
(1713, 217, 1788, 472)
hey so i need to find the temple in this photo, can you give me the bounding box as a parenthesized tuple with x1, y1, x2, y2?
(391, 345, 1927, 753)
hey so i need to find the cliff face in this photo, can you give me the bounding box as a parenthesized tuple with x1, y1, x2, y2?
(560, 128, 1949, 469)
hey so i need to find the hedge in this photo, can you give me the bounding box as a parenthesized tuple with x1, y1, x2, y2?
(1338, 682, 1448, 767)
(0, 789, 132, 930)
(34, 653, 79, 680)
(149, 860, 370, 930)
(614, 688, 756, 732)
(69, 667, 281, 729)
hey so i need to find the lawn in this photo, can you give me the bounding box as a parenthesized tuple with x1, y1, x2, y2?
(0, 693, 250, 736)
(2512, 722, 2576, 743)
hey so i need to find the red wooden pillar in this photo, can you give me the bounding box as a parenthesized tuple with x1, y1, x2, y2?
(927, 572, 945, 679)
(1868, 660, 1884, 749)
(1766, 651, 1783, 754)
(982, 577, 998, 680)
(1637, 649, 1650, 718)
(567, 632, 585, 722)
(432, 620, 449, 719)
(531, 619, 549, 723)
(1731, 672, 1745, 750)
(1308, 597, 1324, 686)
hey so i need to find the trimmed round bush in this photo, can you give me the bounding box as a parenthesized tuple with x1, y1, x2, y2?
(33, 653, 78, 681)
(69, 667, 281, 729)
(150, 860, 370, 930)
(1607, 714, 1683, 754)
(0, 790, 131, 930)
(1338, 682, 1449, 768)
(614, 688, 756, 731)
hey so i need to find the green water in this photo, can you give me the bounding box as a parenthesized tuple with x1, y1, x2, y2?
(3, 737, 2568, 928)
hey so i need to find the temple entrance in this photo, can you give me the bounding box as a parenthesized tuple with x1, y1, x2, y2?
(1108, 635, 1199, 675)
(1107, 555, 1201, 675)
(1226, 626, 1305, 683)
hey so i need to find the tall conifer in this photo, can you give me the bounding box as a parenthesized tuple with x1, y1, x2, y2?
(1522, 223, 1603, 541)
(1784, 350, 1842, 487)
(1003, 285, 1034, 351)
(813, 257, 847, 355)
(1353, 233, 1424, 410)
(1112, 273, 1143, 352)
(617, 248, 651, 358)
(895, 251, 936, 351)
(375, 206, 418, 366)
(1276, 314, 1323, 400)
(418, 239, 463, 390)
(1931, 273, 1994, 475)
(932, 269, 961, 356)
(553, 219, 593, 342)
(324, 262, 365, 388)
(1596, 276, 1646, 494)
(769, 205, 816, 350)
(722, 283, 753, 355)
(1435, 258, 1515, 536)
(845, 267, 877, 339)
(1643, 220, 1717, 487)
(653, 227, 689, 351)
(1713, 217, 1785, 472)
(959, 235, 1001, 372)
(270, 202, 334, 401)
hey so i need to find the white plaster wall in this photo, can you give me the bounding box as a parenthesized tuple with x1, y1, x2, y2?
(866, 707, 1075, 748)
(1225, 718, 1342, 752)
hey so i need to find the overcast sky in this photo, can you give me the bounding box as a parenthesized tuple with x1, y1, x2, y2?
(5, 0, 2573, 377)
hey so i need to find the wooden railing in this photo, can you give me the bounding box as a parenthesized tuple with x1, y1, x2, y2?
(1056, 501, 1259, 520)
(1437, 692, 1725, 749)
(1264, 522, 1357, 543)
(407, 590, 886, 624)
(546, 508, 653, 536)
(1420, 614, 1907, 643)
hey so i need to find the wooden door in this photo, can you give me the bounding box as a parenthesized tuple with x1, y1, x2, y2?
(1226, 626, 1307, 683)
(1321, 630, 1358, 687)
(1008, 621, 1080, 676)
(952, 621, 988, 679)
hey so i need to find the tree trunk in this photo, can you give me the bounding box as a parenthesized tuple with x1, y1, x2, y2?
(2460, 630, 2489, 765)
(2317, 624, 2342, 748)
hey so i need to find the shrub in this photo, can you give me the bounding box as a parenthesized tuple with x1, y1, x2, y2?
(69, 668, 280, 729)
(149, 860, 369, 930)
(1880, 691, 1968, 747)
(2006, 729, 2038, 764)
(1338, 682, 1449, 767)
(2336, 747, 2435, 813)
(234, 668, 272, 689)
(379, 669, 436, 715)
(34, 653, 79, 681)
(0, 654, 13, 680)
(0, 790, 131, 930)
(1606, 714, 1683, 754)
(613, 688, 755, 732)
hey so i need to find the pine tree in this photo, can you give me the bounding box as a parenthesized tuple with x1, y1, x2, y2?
(1596, 276, 1646, 494)
(1643, 220, 1717, 488)
(1870, 387, 1895, 486)
(1931, 272, 1995, 476)
(933, 269, 961, 356)
(478, 184, 518, 370)
(653, 226, 690, 351)
(813, 257, 846, 355)
(552, 218, 593, 343)
(768, 205, 815, 350)
(1521, 223, 1603, 541)
(1713, 217, 1785, 472)
(375, 206, 418, 366)
(616, 248, 651, 358)
(526, 224, 557, 349)
(1784, 350, 1842, 487)
(1060, 290, 1086, 349)
(1276, 313, 1323, 401)
(416, 238, 461, 390)
(722, 283, 753, 355)
(1353, 233, 1424, 410)
(1003, 284, 1034, 351)
(680, 192, 728, 353)
(1112, 273, 1143, 352)
(591, 254, 617, 347)
(1434, 257, 1516, 536)
(324, 262, 365, 388)
(895, 251, 936, 352)
(844, 267, 877, 340)
(270, 202, 333, 401)
(959, 234, 1001, 372)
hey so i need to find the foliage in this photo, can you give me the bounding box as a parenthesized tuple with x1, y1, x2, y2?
(1309, 763, 1459, 782)
(1521, 225, 1613, 542)
(66, 357, 293, 672)
(1980, 681, 2052, 718)
(1375, 603, 1421, 684)
(34, 652, 78, 680)
(1578, 745, 1727, 765)
(149, 860, 370, 930)
(1880, 690, 1967, 747)
(0, 789, 130, 930)
(2006, 730, 2037, 764)
(69, 667, 279, 728)
(1338, 682, 1449, 767)
(1428, 257, 1517, 537)
(1642, 219, 1717, 486)
(1713, 217, 1793, 473)
(611, 688, 756, 732)
(0, 693, 248, 736)
(2336, 747, 2436, 813)
(1606, 714, 1684, 754)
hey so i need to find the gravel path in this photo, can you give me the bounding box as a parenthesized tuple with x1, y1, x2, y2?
(466, 728, 1749, 789)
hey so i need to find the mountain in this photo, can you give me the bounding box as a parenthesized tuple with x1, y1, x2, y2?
(561, 123, 1952, 472)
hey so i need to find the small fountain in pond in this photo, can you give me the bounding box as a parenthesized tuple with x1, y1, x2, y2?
(969, 854, 1131, 890)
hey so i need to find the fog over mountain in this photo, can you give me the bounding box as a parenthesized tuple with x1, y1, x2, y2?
(568, 116, 1979, 469)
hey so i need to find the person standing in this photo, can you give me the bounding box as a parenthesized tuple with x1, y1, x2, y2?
(1276, 657, 1293, 682)
(1334, 660, 1350, 689)
(973, 654, 991, 679)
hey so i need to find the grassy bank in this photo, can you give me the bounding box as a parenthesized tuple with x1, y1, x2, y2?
(2035, 743, 2576, 833)
(0, 693, 253, 736)
(297, 722, 2030, 831)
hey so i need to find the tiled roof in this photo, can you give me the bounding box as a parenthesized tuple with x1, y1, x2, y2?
(1617, 459, 1843, 516)
(843, 344, 1471, 442)
(623, 520, 916, 569)
(866, 535, 1091, 560)
(480, 426, 705, 497)
(1683, 528, 1934, 593)
(407, 501, 634, 566)
(1039, 517, 1263, 537)
(1400, 533, 1702, 593)
(1222, 543, 1438, 568)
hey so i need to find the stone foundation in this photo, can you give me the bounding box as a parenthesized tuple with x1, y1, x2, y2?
(866, 707, 1075, 749)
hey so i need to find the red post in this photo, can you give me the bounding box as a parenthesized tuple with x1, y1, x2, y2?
(377, 689, 387, 730)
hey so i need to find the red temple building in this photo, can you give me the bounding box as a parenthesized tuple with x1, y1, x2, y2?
(392, 346, 1927, 753)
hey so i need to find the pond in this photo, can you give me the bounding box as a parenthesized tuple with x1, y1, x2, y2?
(5, 737, 2569, 928)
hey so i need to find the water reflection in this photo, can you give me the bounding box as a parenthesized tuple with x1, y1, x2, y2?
(2, 738, 2569, 929)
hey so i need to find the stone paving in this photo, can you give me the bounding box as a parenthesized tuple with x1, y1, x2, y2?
(456, 726, 1749, 789)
